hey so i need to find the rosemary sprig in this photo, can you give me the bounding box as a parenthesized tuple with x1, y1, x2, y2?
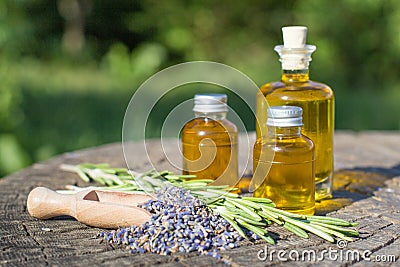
(59, 163, 359, 244)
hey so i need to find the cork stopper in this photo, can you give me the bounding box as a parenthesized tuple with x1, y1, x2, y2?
(274, 25, 316, 70)
(282, 26, 307, 48)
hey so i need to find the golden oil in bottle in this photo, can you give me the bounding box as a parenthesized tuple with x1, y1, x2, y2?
(182, 94, 238, 186)
(256, 26, 334, 200)
(253, 106, 315, 215)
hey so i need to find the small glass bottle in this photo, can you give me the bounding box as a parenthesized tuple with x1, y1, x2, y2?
(256, 26, 334, 200)
(253, 106, 315, 215)
(182, 94, 238, 186)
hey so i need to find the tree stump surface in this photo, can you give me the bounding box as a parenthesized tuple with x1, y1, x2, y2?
(1, 131, 400, 266)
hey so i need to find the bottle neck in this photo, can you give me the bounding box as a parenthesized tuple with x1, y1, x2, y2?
(281, 69, 309, 83)
(194, 112, 227, 120)
(274, 44, 315, 83)
(267, 126, 302, 138)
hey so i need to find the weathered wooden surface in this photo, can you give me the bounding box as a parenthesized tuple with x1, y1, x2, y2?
(1, 131, 400, 266)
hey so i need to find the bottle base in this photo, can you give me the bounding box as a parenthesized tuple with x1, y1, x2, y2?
(279, 206, 315, 216)
(234, 176, 252, 194)
(315, 176, 333, 201)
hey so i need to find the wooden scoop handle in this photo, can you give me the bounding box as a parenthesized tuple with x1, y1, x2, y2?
(27, 187, 76, 219)
(27, 187, 152, 228)
(76, 200, 152, 228)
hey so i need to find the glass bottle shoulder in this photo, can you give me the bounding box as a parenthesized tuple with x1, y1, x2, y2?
(182, 117, 237, 136)
(182, 117, 238, 145)
(259, 80, 334, 101)
(255, 134, 314, 154)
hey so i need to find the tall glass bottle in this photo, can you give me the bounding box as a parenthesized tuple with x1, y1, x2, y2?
(182, 94, 238, 186)
(253, 106, 315, 215)
(256, 26, 334, 200)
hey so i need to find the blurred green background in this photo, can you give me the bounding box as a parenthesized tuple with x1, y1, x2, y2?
(1, 0, 399, 177)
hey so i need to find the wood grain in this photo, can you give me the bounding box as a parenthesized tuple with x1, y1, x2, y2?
(1, 131, 399, 266)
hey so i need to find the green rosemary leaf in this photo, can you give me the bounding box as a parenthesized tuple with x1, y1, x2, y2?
(206, 189, 239, 198)
(263, 206, 306, 219)
(76, 168, 90, 182)
(310, 221, 359, 236)
(224, 200, 237, 209)
(258, 234, 275, 244)
(306, 215, 354, 226)
(230, 207, 262, 221)
(190, 191, 221, 198)
(242, 196, 273, 203)
(183, 179, 214, 184)
(153, 170, 171, 176)
(135, 179, 154, 192)
(283, 217, 335, 242)
(162, 175, 181, 180)
(116, 175, 134, 180)
(166, 174, 198, 179)
(259, 209, 284, 226)
(114, 168, 130, 173)
(309, 223, 353, 241)
(232, 198, 263, 210)
(219, 212, 246, 238)
(233, 214, 268, 226)
(103, 169, 118, 174)
(236, 218, 275, 245)
(182, 182, 209, 187)
(259, 202, 276, 208)
(94, 177, 105, 185)
(205, 198, 224, 206)
(204, 185, 233, 190)
(226, 198, 262, 221)
(104, 178, 116, 186)
(111, 177, 125, 186)
(283, 222, 309, 238)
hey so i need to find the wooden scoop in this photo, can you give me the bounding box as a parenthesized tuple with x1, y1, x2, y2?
(27, 187, 155, 228)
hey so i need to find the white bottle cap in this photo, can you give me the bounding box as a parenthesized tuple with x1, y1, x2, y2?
(267, 106, 303, 127)
(282, 26, 308, 48)
(193, 94, 228, 113)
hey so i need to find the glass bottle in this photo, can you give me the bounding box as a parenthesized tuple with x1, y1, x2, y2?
(253, 106, 315, 215)
(182, 94, 238, 186)
(256, 26, 334, 200)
